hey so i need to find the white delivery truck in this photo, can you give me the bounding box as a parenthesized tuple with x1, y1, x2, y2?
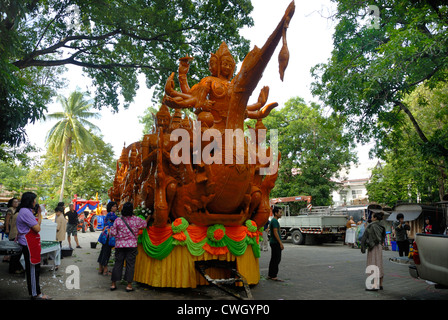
(270, 196, 348, 245)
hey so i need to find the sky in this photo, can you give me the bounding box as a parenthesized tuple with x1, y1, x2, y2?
(24, 0, 378, 180)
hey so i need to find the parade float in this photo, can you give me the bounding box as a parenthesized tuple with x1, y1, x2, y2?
(72, 194, 104, 232)
(108, 1, 295, 290)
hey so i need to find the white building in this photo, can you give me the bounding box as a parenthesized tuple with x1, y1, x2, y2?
(331, 158, 381, 207)
(331, 178, 370, 207)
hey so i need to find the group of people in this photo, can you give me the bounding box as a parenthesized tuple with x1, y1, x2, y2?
(50, 202, 82, 252)
(261, 206, 431, 292)
(262, 206, 387, 287)
(2, 192, 151, 299)
(4, 193, 280, 297)
(359, 212, 436, 291)
(2, 192, 52, 299)
(96, 201, 151, 292)
(2, 193, 83, 299)
(4, 190, 437, 298)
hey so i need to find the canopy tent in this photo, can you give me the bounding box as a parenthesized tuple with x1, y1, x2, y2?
(387, 204, 437, 222)
(368, 204, 383, 212)
(388, 203, 446, 236)
(365, 204, 383, 222)
(72, 194, 100, 215)
(74, 200, 99, 214)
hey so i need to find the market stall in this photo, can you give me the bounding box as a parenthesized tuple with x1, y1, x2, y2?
(0, 240, 22, 256)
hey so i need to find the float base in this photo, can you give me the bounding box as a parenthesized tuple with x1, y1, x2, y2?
(133, 244, 260, 288)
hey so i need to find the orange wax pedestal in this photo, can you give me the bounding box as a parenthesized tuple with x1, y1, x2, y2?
(133, 244, 260, 288)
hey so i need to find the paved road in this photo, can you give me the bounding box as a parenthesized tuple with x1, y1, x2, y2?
(257, 240, 448, 300)
(1, 230, 447, 301)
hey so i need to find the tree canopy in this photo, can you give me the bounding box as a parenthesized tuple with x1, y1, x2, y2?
(311, 0, 448, 160)
(45, 90, 101, 201)
(0, 130, 115, 209)
(0, 0, 254, 146)
(366, 81, 448, 204)
(18, 133, 115, 209)
(311, 0, 448, 202)
(259, 97, 357, 206)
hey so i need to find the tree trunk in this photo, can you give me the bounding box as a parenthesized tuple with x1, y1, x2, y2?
(395, 101, 428, 143)
(59, 150, 69, 202)
(395, 100, 448, 159)
(439, 163, 446, 201)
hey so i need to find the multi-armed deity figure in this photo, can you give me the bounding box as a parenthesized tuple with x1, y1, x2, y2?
(108, 1, 295, 288)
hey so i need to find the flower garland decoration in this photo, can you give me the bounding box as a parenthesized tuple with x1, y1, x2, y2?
(245, 219, 258, 233)
(203, 224, 228, 255)
(138, 219, 263, 260)
(258, 227, 265, 243)
(172, 217, 189, 233)
(171, 217, 189, 242)
(134, 204, 152, 220)
(207, 224, 226, 243)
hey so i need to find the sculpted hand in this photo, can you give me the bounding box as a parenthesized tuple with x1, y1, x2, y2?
(178, 56, 193, 75)
(165, 72, 176, 96)
(203, 100, 215, 111)
(162, 95, 179, 109)
(257, 86, 269, 107)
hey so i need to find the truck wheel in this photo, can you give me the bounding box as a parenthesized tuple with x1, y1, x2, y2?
(291, 230, 305, 245)
(81, 221, 86, 233)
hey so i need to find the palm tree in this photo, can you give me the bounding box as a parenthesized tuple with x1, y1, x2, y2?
(45, 91, 101, 201)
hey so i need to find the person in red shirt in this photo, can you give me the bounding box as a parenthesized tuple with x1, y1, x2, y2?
(423, 217, 432, 234)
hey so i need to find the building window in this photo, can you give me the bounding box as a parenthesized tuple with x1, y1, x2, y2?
(351, 190, 363, 199)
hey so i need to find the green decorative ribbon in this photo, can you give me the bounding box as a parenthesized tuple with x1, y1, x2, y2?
(138, 219, 262, 260)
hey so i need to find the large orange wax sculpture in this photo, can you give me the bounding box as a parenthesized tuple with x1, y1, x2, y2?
(108, 1, 295, 288)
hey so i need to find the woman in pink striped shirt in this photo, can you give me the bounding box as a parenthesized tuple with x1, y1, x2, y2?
(110, 202, 151, 292)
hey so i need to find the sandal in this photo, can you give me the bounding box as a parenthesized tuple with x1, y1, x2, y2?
(126, 287, 134, 292)
(268, 277, 284, 282)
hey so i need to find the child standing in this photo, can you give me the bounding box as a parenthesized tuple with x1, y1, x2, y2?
(55, 206, 67, 248)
